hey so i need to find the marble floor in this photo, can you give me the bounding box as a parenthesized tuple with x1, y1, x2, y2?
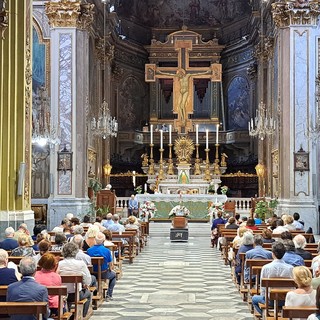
(90, 222, 254, 320)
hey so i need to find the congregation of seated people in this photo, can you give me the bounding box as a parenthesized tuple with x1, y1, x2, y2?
(210, 208, 320, 320)
(0, 211, 148, 319)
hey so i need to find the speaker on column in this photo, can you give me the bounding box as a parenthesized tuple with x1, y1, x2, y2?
(17, 162, 26, 196)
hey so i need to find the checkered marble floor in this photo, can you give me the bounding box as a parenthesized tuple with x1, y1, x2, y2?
(90, 222, 254, 320)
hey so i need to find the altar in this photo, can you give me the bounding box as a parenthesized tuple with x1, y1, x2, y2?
(135, 194, 227, 221)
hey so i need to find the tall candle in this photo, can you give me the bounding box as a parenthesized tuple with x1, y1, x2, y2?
(160, 129, 163, 149)
(206, 129, 209, 149)
(132, 171, 136, 187)
(144, 183, 147, 193)
(169, 124, 172, 144)
(150, 124, 153, 144)
(216, 124, 219, 144)
(196, 124, 199, 144)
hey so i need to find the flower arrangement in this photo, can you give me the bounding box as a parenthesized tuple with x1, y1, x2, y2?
(169, 205, 190, 218)
(134, 185, 143, 194)
(140, 201, 157, 219)
(221, 185, 228, 195)
(207, 201, 225, 217)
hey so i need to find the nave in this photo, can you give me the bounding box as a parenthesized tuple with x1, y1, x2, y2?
(91, 222, 254, 320)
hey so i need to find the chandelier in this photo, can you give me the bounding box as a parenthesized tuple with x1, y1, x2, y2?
(249, 101, 275, 140)
(32, 86, 60, 146)
(91, 100, 118, 139)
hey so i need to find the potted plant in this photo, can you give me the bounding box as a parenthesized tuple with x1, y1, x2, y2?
(88, 178, 102, 199)
(254, 198, 278, 221)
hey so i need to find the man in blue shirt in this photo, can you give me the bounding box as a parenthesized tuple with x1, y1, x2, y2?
(0, 227, 18, 250)
(282, 239, 305, 266)
(210, 211, 226, 248)
(252, 242, 293, 315)
(244, 234, 273, 283)
(87, 232, 116, 301)
(128, 195, 138, 216)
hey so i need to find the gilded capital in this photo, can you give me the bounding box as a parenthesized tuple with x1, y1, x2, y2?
(0, 0, 8, 40)
(45, 0, 94, 30)
(272, 1, 320, 27)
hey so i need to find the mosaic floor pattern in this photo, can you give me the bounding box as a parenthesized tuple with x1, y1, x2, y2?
(90, 222, 254, 320)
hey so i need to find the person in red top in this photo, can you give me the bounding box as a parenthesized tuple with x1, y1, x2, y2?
(246, 218, 259, 230)
(35, 253, 62, 316)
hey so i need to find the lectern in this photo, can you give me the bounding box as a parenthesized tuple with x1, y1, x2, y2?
(170, 216, 189, 242)
(96, 189, 116, 214)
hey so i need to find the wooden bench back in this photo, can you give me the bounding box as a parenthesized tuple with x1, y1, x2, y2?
(282, 306, 317, 319)
(0, 302, 48, 319)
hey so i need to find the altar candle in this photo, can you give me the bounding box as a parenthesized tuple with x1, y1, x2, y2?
(150, 124, 153, 144)
(196, 124, 199, 144)
(160, 129, 163, 149)
(132, 171, 136, 187)
(144, 183, 147, 193)
(206, 129, 209, 149)
(216, 124, 219, 144)
(169, 124, 172, 144)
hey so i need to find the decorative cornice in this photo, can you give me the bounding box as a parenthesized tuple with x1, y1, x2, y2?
(45, 0, 94, 30)
(0, 0, 8, 40)
(272, 1, 320, 27)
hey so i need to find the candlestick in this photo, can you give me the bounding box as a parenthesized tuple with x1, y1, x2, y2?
(160, 129, 163, 149)
(169, 124, 172, 144)
(216, 124, 219, 144)
(196, 124, 199, 144)
(150, 124, 153, 144)
(206, 129, 209, 149)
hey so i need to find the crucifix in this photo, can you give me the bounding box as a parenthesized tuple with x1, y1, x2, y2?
(145, 39, 222, 133)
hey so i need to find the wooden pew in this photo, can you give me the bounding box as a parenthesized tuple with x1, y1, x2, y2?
(261, 278, 296, 319)
(90, 256, 105, 309)
(0, 302, 48, 319)
(269, 288, 290, 320)
(282, 306, 317, 319)
(112, 231, 137, 263)
(60, 274, 92, 320)
(47, 286, 72, 320)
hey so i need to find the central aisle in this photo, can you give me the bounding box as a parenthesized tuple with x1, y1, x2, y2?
(91, 222, 254, 320)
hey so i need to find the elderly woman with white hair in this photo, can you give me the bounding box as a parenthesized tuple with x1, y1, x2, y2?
(234, 231, 254, 284)
(0, 249, 18, 288)
(83, 224, 100, 251)
(294, 234, 312, 260)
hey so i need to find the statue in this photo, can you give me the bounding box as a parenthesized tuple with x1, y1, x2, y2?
(221, 153, 228, 167)
(158, 68, 211, 126)
(141, 153, 149, 167)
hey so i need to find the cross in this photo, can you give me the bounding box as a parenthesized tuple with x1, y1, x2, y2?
(145, 39, 222, 132)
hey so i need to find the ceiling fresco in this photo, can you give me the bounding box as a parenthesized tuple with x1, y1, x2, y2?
(116, 0, 252, 28)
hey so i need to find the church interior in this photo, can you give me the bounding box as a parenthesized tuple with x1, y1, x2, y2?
(1, 0, 320, 230)
(2, 1, 320, 319)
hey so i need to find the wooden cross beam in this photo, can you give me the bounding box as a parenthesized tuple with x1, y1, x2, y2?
(145, 39, 222, 132)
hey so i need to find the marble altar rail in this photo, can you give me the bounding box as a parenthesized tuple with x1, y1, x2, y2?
(116, 196, 252, 218)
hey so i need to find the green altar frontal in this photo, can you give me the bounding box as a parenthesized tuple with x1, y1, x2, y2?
(135, 194, 227, 221)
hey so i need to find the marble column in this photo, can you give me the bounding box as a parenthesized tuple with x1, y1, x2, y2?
(45, 1, 94, 229)
(271, 1, 320, 231)
(0, 0, 34, 238)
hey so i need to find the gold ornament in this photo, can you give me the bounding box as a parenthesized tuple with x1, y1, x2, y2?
(174, 136, 195, 164)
